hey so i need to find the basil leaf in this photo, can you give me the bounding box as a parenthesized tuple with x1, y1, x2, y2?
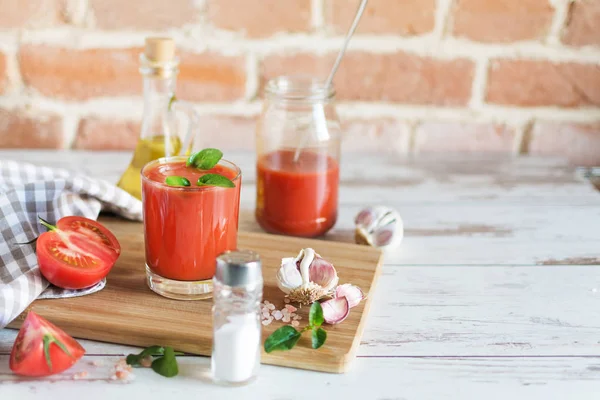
(186, 148, 223, 170)
(165, 176, 190, 187)
(196, 174, 235, 188)
(126, 345, 165, 366)
(309, 302, 324, 327)
(151, 347, 179, 378)
(311, 327, 327, 349)
(264, 326, 302, 353)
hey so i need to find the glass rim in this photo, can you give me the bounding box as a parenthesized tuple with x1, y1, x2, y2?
(265, 75, 335, 102)
(140, 156, 242, 192)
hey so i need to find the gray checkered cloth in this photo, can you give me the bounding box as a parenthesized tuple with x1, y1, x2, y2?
(0, 160, 142, 328)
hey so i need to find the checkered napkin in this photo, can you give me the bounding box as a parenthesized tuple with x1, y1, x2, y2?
(0, 160, 142, 328)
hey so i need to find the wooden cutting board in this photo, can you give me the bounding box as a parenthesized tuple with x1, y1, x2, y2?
(9, 216, 383, 373)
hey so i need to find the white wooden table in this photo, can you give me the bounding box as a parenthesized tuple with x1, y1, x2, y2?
(1, 151, 599, 400)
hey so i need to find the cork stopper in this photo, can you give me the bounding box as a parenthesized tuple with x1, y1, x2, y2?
(144, 37, 175, 63)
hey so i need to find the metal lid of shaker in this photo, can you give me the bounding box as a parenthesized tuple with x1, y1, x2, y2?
(215, 250, 263, 287)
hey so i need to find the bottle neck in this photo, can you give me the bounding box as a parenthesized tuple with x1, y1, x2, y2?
(139, 71, 178, 146)
(142, 74, 176, 111)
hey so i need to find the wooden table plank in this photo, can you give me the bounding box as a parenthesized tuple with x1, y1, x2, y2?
(2, 151, 598, 205)
(1, 355, 599, 400)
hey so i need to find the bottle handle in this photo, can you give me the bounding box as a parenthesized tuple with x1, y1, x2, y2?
(169, 97, 199, 156)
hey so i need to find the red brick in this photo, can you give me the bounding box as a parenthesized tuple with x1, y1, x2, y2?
(0, 109, 63, 148)
(90, 0, 199, 30)
(530, 122, 600, 166)
(0, 52, 7, 94)
(0, 0, 65, 28)
(177, 52, 246, 102)
(190, 116, 255, 151)
(261, 52, 475, 106)
(342, 119, 411, 153)
(74, 118, 140, 150)
(19, 46, 141, 101)
(325, 0, 435, 35)
(486, 59, 600, 107)
(206, 0, 311, 38)
(451, 0, 554, 42)
(563, 0, 600, 47)
(415, 121, 517, 153)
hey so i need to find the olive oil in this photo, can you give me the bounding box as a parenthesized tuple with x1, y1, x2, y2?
(116, 37, 196, 200)
(117, 135, 182, 200)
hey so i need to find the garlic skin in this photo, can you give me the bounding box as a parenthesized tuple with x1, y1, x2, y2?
(321, 297, 350, 325)
(335, 284, 364, 308)
(276, 248, 339, 305)
(355, 206, 403, 249)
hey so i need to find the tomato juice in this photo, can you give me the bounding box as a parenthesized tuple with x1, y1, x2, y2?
(256, 149, 339, 237)
(142, 158, 241, 282)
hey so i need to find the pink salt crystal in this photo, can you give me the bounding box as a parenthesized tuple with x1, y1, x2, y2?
(282, 315, 291, 323)
(293, 315, 302, 320)
(285, 305, 297, 312)
(264, 300, 270, 305)
(291, 320, 300, 327)
(262, 309, 270, 317)
(284, 298, 290, 304)
(261, 319, 271, 326)
(73, 371, 88, 380)
(272, 310, 283, 320)
(266, 303, 276, 310)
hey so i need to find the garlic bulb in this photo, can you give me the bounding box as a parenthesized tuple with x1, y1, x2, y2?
(355, 206, 403, 249)
(277, 248, 339, 305)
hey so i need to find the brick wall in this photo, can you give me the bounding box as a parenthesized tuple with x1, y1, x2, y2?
(0, 0, 599, 165)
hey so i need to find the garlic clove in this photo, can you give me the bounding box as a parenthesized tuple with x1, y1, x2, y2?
(321, 297, 350, 324)
(308, 256, 339, 292)
(335, 284, 364, 308)
(276, 259, 303, 294)
(354, 206, 403, 249)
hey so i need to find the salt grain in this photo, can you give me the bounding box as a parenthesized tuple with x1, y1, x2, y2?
(73, 371, 88, 380)
(272, 310, 283, 320)
(291, 320, 300, 327)
(282, 315, 291, 323)
(284, 298, 290, 304)
(266, 303, 276, 310)
(285, 305, 297, 312)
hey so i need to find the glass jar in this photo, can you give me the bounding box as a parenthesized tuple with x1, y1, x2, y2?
(255, 75, 342, 237)
(212, 250, 263, 386)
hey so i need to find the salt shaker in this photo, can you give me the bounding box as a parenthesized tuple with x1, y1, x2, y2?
(212, 250, 263, 385)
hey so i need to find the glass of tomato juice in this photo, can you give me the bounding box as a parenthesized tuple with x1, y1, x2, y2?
(141, 156, 242, 300)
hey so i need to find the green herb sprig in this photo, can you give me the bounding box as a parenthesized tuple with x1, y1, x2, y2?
(126, 345, 184, 378)
(181, 148, 236, 188)
(264, 302, 327, 353)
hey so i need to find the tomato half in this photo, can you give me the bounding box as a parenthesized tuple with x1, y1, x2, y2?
(10, 311, 85, 377)
(37, 216, 121, 289)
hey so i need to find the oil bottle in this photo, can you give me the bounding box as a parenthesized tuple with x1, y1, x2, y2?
(117, 37, 196, 200)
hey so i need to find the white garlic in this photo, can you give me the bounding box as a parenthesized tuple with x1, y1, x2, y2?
(355, 206, 403, 249)
(276, 248, 339, 305)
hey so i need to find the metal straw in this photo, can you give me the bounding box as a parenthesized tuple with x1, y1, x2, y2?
(293, 0, 369, 163)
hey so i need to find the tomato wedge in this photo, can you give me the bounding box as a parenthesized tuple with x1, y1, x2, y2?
(10, 311, 85, 377)
(36, 216, 121, 289)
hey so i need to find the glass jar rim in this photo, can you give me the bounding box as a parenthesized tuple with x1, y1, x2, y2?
(265, 75, 335, 102)
(141, 156, 242, 192)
